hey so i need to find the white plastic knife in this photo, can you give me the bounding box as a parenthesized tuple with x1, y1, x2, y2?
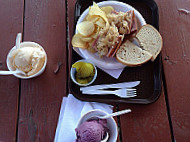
(80, 81, 140, 92)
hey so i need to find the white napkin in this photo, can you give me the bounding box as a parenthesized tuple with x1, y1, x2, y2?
(98, 66, 124, 79)
(54, 94, 113, 142)
(73, 48, 124, 79)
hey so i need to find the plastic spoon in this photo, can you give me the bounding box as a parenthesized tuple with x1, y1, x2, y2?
(93, 109, 131, 142)
(101, 132, 109, 142)
(16, 33, 22, 49)
(92, 109, 132, 120)
(0, 69, 26, 75)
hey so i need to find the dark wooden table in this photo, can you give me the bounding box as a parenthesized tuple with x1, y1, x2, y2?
(0, 0, 189, 142)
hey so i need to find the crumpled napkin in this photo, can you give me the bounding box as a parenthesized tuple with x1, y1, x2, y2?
(54, 94, 113, 142)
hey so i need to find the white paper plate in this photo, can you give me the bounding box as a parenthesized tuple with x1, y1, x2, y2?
(74, 1, 146, 69)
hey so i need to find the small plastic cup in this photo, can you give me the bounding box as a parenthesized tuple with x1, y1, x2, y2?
(76, 109, 118, 142)
(70, 59, 97, 86)
(6, 41, 47, 79)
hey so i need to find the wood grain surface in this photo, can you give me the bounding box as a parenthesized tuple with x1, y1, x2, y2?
(0, 0, 24, 141)
(17, 0, 67, 141)
(156, 0, 190, 141)
(118, 90, 171, 141)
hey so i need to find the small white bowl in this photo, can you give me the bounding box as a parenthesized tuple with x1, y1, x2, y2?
(76, 109, 118, 142)
(70, 59, 97, 86)
(6, 42, 47, 79)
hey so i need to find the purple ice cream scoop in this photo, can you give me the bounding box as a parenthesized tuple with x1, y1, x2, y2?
(75, 119, 108, 142)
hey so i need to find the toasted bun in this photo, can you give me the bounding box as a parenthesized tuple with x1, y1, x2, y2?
(136, 24, 163, 61)
(116, 40, 152, 66)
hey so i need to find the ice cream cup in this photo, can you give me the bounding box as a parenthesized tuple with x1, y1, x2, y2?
(77, 109, 118, 142)
(70, 59, 97, 86)
(6, 42, 47, 79)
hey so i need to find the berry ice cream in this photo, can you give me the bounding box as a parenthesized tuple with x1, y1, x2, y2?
(75, 119, 108, 142)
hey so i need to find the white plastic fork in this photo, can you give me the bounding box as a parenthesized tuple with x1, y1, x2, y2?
(82, 88, 137, 98)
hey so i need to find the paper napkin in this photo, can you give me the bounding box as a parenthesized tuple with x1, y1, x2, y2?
(54, 94, 113, 142)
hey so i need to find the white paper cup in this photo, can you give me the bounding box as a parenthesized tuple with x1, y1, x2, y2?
(70, 59, 97, 86)
(76, 109, 118, 142)
(6, 42, 47, 79)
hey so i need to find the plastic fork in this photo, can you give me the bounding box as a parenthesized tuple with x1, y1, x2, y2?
(82, 88, 137, 98)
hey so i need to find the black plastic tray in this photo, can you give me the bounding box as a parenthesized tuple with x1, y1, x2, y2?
(69, 0, 162, 104)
